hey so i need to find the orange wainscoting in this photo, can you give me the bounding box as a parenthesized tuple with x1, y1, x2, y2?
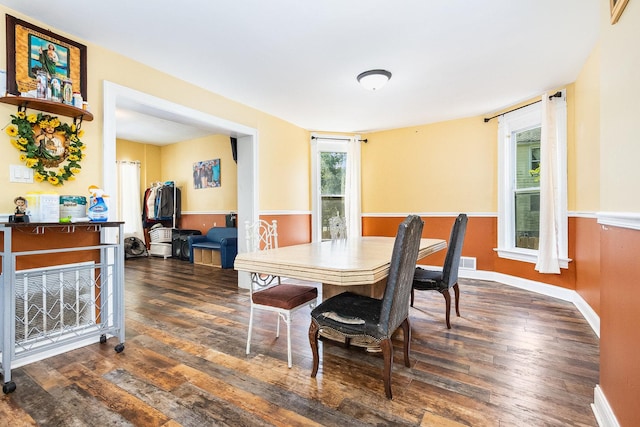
(600, 226, 640, 426)
(179, 213, 230, 234)
(362, 215, 607, 295)
(180, 213, 312, 248)
(599, 224, 640, 427)
(574, 216, 601, 314)
(259, 214, 311, 247)
(363, 215, 497, 272)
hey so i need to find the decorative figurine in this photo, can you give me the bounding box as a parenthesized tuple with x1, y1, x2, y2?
(9, 196, 30, 223)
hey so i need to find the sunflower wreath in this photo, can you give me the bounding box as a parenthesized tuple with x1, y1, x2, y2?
(6, 111, 85, 186)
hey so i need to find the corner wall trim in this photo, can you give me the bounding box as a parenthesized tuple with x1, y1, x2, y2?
(592, 385, 620, 427)
(597, 212, 640, 230)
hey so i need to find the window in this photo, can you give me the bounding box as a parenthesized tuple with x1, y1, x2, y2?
(514, 127, 541, 250)
(320, 151, 347, 239)
(311, 135, 361, 242)
(496, 96, 569, 268)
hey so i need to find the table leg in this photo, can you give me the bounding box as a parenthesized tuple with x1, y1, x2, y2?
(321, 278, 387, 300)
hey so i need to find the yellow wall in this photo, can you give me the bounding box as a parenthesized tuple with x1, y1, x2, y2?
(600, 0, 640, 212)
(359, 83, 581, 216)
(115, 139, 162, 197)
(0, 6, 308, 214)
(597, 1, 640, 426)
(573, 45, 601, 212)
(361, 116, 497, 213)
(160, 135, 237, 212)
(257, 116, 310, 211)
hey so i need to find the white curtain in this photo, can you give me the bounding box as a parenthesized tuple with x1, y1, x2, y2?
(117, 161, 144, 240)
(535, 93, 560, 274)
(345, 137, 362, 238)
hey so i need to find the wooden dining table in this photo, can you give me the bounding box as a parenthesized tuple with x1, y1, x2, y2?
(234, 236, 447, 299)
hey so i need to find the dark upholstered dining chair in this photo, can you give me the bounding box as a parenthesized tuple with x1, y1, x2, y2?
(245, 220, 318, 368)
(411, 213, 468, 329)
(308, 215, 424, 399)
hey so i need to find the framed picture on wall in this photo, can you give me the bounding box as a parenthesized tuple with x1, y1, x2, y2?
(5, 14, 88, 100)
(610, 0, 630, 24)
(193, 159, 221, 189)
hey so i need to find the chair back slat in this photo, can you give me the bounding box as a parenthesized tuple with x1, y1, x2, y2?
(379, 215, 424, 336)
(442, 214, 468, 287)
(245, 220, 278, 251)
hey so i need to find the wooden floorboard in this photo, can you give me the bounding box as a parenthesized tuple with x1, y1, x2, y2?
(0, 257, 599, 426)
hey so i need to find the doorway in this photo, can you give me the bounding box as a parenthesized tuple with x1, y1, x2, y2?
(102, 81, 257, 288)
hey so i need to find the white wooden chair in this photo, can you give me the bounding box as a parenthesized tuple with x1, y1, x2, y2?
(244, 219, 318, 368)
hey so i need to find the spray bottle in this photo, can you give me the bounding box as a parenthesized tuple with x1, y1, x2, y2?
(87, 185, 109, 222)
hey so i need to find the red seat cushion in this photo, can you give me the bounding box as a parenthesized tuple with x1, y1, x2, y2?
(252, 284, 318, 310)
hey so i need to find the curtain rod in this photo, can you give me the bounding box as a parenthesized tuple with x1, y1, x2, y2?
(311, 136, 368, 143)
(116, 160, 140, 165)
(483, 91, 563, 123)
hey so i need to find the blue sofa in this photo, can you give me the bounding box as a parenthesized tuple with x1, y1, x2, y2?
(188, 227, 238, 268)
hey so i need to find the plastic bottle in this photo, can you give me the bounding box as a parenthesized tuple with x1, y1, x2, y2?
(87, 186, 109, 222)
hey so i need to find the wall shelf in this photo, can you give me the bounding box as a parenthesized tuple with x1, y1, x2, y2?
(0, 95, 93, 122)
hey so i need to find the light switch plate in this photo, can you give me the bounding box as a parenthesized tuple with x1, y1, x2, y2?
(10, 165, 34, 183)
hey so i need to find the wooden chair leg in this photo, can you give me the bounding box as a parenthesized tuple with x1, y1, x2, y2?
(442, 289, 452, 329)
(401, 318, 411, 367)
(453, 282, 460, 317)
(309, 321, 320, 377)
(380, 338, 394, 399)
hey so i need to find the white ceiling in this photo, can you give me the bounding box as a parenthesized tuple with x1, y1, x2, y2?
(0, 0, 600, 144)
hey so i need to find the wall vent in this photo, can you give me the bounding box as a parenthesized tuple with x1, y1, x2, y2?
(460, 256, 477, 270)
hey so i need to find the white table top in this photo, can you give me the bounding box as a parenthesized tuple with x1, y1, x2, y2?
(234, 236, 446, 286)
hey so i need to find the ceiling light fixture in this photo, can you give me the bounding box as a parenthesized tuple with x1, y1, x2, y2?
(357, 69, 392, 91)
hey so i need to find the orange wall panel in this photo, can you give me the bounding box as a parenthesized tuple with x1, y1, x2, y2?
(178, 213, 311, 248)
(180, 213, 229, 234)
(363, 215, 582, 291)
(362, 216, 407, 237)
(363, 216, 497, 268)
(574, 217, 601, 314)
(260, 214, 311, 247)
(600, 225, 640, 427)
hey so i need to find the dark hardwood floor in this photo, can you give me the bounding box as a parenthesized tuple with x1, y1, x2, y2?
(0, 257, 599, 426)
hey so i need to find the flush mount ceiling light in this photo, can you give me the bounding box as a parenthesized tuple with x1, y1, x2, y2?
(357, 69, 392, 91)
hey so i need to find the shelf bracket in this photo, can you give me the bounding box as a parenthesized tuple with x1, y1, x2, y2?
(59, 225, 76, 233)
(73, 115, 84, 131)
(85, 224, 101, 233)
(14, 225, 45, 235)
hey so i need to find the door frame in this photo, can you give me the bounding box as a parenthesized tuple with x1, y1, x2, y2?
(102, 81, 258, 288)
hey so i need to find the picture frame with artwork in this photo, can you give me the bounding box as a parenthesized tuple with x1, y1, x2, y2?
(5, 14, 87, 100)
(193, 159, 221, 189)
(610, 0, 630, 24)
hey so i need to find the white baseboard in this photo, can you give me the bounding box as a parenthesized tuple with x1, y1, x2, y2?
(592, 385, 620, 427)
(456, 268, 600, 337)
(572, 292, 600, 338)
(452, 267, 610, 426)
